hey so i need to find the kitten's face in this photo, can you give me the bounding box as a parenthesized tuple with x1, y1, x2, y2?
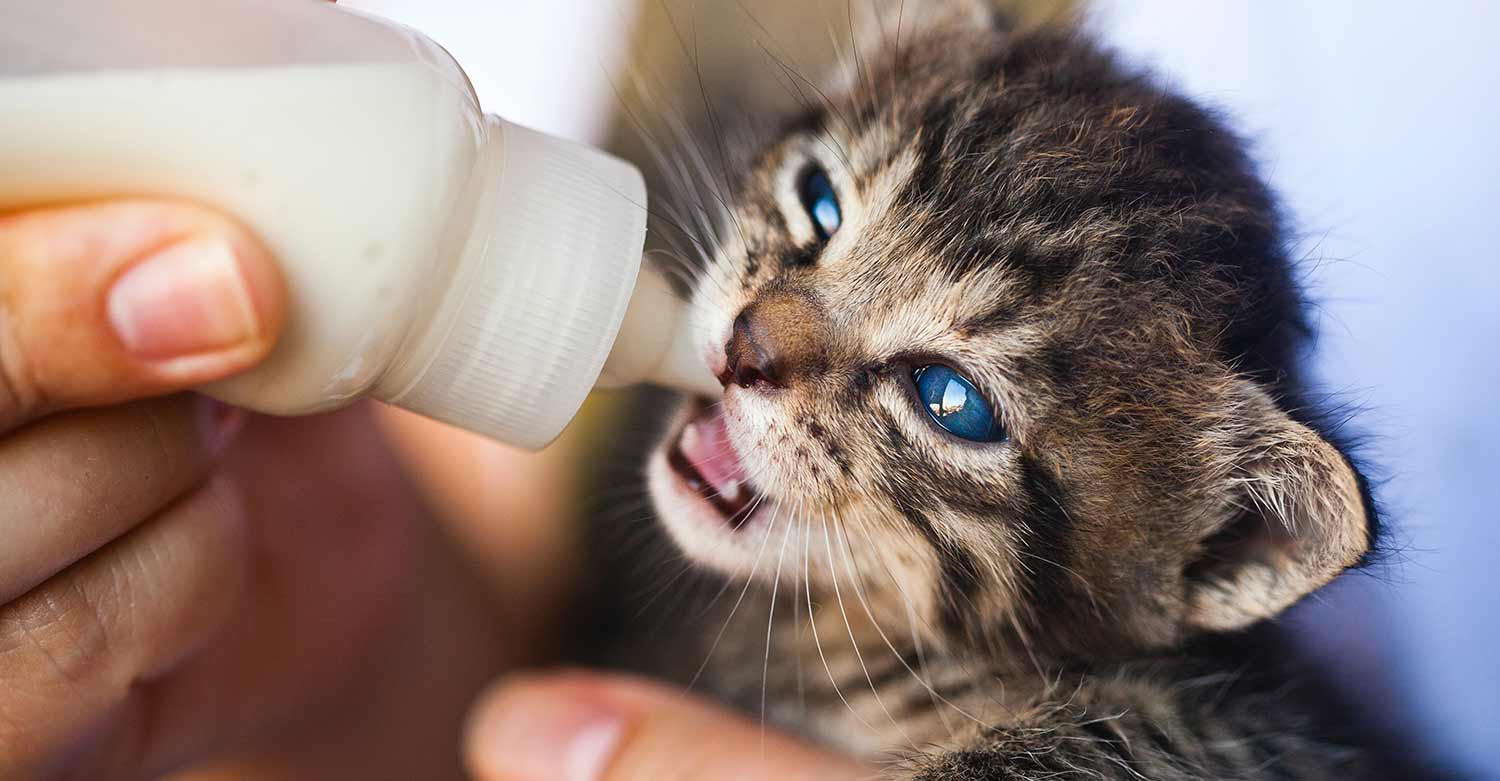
(645, 14, 1372, 656)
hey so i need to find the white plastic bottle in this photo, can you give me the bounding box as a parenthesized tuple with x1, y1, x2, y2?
(0, 0, 717, 449)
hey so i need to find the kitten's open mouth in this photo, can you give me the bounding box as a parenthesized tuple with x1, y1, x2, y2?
(666, 400, 762, 528)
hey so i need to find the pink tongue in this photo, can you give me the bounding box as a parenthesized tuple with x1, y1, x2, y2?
(679, 406, 750, 499)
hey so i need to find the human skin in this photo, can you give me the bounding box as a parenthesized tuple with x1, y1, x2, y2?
(0, 200, 508, 780)
(0, 199, 867, 781)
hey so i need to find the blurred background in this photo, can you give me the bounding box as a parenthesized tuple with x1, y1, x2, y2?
(346, 1, 1498, 775)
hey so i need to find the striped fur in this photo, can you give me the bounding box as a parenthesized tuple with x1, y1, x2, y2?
(579, 3, 1431, 778)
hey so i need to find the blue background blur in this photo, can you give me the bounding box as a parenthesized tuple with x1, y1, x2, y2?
(1091, 1, 1500, 775)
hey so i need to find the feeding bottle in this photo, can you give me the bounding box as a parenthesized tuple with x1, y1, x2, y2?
(0, 0, 718, 449)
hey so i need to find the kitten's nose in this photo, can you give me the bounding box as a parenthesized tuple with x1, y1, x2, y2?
(722, 292, 826, 390)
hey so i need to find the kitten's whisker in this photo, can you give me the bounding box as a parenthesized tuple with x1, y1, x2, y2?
(792, 512, 808, 720)
(722, 1, 857, 173)
(885, 0, 911, 157)
(584, 483, 651, 505)
(729, 0, 852, 134)
(657, 490, 775, 621)
(643, 250, 702, 295)
(817, 6, 858, 107)
(612, 77, 735, 302)
(804, 505, 880, 736)
(830, 507, 989, 730)
(685, 496, 782, 694)
(605, 70, 720, 265)
(639, 204, 704, 259)
(688, 552, 742, 620)
(641, 194, 715, 260)
(649, 110, 741, 302)
(760, 495, 800, 754)
(638, 471, 776, 626)
(845, 1, 875, 125)
(820, 510, 915, 747)
(837, 506, 1020, 726)
(654, 2, 755, 269)
(634, 545, 712, 619)
(1015, 549, 1102, 619)
(899, 562, 958, 741)
(836, 507, 959, 737)
(750, 40, 857, 176)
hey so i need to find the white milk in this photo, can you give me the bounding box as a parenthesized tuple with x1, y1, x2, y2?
(0, 1, 718, 448)
(0, 63, 483, 412)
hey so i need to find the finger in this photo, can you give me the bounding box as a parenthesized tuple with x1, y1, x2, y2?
(0, 394, 242, 605)
(0, 474, 250, 781)
(465, 671, 873, 781)
(0, 200, 285, 431)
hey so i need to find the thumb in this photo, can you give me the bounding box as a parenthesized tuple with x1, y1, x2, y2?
(465, 671, 875, 781)
(0, 200, 284, 430)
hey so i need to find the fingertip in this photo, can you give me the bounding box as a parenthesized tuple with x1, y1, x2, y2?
(214, 210, 287, 358)
(465, 673, 627, 781)
(0, 199, 288, 425)
(143, 204, 286, 380)
(464, 671, 873, 781)
(103, 207, 286, 381)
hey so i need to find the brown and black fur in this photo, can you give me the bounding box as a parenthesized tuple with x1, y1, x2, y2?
(574, 2, 1438, 778)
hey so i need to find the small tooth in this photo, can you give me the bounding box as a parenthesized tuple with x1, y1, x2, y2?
(680, 423, 700, 451)
(722, 480, 743, 503)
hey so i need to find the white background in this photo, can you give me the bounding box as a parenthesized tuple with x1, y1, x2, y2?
(344, 0, 635, 144)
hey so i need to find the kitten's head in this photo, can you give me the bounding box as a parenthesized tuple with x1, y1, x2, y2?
(645, 2, 1374, 657)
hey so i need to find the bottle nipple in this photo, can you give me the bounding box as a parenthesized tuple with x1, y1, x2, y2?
(598, 265, 722, 398)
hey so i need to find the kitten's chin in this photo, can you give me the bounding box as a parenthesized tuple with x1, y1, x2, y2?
(648, 398, 781, 576)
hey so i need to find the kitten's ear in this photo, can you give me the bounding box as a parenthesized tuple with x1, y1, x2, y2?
(1184, 385, 1374, 632)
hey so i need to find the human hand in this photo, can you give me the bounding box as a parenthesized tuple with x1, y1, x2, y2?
(0, 201, 512, 780)
(464, 671, 873, 781)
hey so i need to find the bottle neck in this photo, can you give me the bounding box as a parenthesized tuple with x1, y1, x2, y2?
(372, 113, 506, 411)
(597, 265, 721, 398)
(377, 116, 650, 449)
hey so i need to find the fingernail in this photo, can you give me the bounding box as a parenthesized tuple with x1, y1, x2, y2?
(108, 237, 260, 360)
(195, 396, 246, 455)
(471, 688, 625, 781)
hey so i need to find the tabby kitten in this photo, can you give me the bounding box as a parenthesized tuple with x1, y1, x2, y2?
(584, 2, 1424, 778)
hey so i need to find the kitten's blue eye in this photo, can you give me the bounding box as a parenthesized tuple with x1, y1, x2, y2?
(799, 167, 842, 241)
(912, 365, 1006, 443)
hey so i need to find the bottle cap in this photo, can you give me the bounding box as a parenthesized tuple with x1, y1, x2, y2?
(386, 117, 649, 449)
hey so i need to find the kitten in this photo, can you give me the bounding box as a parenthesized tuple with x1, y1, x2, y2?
(580, 2, 1432, 778)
